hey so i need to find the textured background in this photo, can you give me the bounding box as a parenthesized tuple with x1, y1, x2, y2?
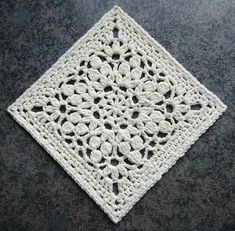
(0, 0, 234, 230)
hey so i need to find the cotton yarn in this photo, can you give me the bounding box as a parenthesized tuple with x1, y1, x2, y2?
(8, 6, 226, 223)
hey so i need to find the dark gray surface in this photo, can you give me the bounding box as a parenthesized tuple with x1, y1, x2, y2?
(0, 0, 234, 230)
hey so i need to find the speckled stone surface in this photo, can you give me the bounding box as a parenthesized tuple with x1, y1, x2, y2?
(0, 0, 234, 230)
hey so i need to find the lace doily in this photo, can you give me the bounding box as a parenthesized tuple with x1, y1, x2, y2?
(8, 6, 226, 223)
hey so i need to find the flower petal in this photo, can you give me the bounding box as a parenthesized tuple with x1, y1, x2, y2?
(128, 150, 142, 163)
(50, 98, 60, 107)
(150, 111, 164, 123)
(90, 56, 102, 69)
(50, 111, 60, 120)
(89, 120, 98, 130)
(75, 123, 89, 135)
(145, 121, 157, 134)
(131, 135, 144, 150)
(130, 68, 142, 79)
(100, 142, 112, 156)
(119, 130, 131, 140)
(61, 84, 74, 96)
(119, 142, 131, 154)
(100, 64, 112, 76)
(117, 165, 128, 177)
(75, 82, 86, 93)
(143, 81, 156, 92)
(127, 125, 139, 135)
(68, 95, 82, 105)
(149, 92, 162, 103)
(158, 121, 172, 133)
(90, 150, 102, 163)
(103, 166, 111, 176)
(89, 136, 101, 149)
(119, 63, 130, 75)
(129, 56, 140, 68)
(157, 82, 170, 95)
(111, 167, 119, 180)
(88, 69, 102, 81)
(62, 121, 74, 134)
(68, 112, 81, 123)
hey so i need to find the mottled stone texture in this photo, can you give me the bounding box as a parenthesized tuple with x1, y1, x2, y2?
(0, 0, 234, 230)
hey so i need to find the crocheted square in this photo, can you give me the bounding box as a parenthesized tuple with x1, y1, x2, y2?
(8, 6, 226, 223)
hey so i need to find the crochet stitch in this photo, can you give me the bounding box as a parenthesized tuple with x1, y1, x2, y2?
(8, 6, 226, 223)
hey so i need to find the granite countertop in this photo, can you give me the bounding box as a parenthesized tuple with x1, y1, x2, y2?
(0, 0, 234, 230)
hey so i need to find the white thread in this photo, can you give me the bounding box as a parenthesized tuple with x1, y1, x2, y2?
(8, 6, 227, 223)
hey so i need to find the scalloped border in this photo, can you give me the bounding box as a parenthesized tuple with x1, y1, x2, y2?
(7, 5, 227, 223)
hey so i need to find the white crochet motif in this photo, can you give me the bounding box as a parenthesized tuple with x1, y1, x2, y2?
(8, 6, 226, 223)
